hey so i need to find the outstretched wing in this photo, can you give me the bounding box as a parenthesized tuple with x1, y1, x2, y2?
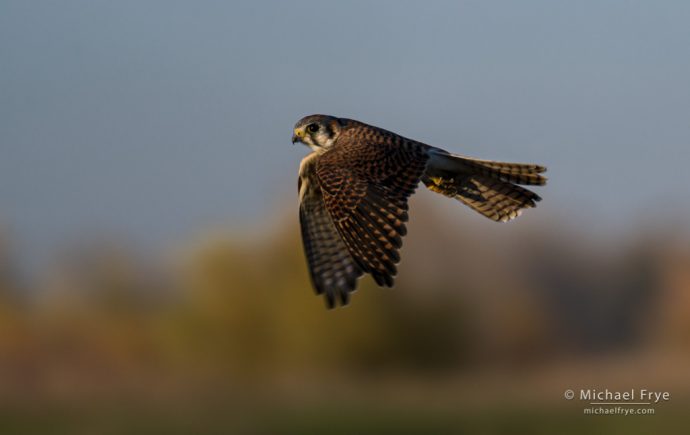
(299, 155, 362, 308)
(423, 149, 546, 222)
(425, 173, 542, 222)
(315, 125, 430, 291)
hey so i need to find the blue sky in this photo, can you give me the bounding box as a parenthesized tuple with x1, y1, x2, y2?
(1, 0, 689, 266)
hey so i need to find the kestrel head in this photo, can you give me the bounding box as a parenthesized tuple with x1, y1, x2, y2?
(292, 114, 344, 152)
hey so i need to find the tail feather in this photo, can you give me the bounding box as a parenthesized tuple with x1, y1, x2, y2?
(455, 156, 547, 186)
(423, 149, 547, 222)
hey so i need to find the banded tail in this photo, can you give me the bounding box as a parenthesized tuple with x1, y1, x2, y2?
(422, 148, 547, 222)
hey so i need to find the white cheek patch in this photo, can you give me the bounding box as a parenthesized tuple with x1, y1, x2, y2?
(315, 132, 335, 149)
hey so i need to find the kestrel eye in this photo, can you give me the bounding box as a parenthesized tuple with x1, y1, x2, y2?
(307, 123, 319, 133)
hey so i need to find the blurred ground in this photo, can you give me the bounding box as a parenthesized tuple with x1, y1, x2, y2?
(0, 195, 689, 433)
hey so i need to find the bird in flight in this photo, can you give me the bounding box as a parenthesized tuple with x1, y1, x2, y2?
(293, 115, 547, 308)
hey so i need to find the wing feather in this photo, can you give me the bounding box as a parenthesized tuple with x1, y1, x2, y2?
(298, 158, 362, 308)
(315, 125, 429, 291)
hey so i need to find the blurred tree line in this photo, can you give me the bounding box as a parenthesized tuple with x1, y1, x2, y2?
(0, 203, 689, 403)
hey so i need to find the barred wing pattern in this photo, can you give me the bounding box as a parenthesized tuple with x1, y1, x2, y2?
(314, 125, 429, 297)
(423, 151, 547, 222)
(425, 174, 541, 222)
(298, 156, 363, 308)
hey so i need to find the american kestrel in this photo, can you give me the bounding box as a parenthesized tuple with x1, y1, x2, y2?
(293, 115, 547, 308)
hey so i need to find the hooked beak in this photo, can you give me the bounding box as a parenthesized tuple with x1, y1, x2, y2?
(292, 127, 305, 144)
